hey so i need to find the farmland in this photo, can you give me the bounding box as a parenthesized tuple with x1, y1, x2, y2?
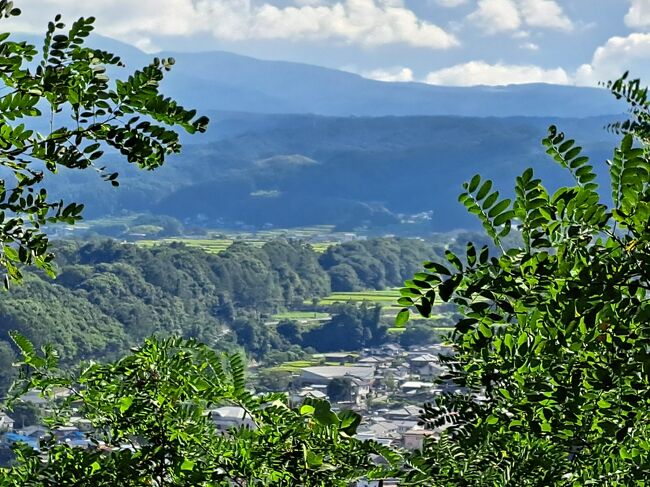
(133, 225, 346, 254)
(313, 289, 403, 308)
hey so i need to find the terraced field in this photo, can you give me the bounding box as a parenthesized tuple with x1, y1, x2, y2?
(134, 225, 341, 254)
(313, 289, 403, 308)
(136, 238, 239, 254)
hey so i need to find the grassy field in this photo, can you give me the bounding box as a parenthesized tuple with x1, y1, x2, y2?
(136, 238, 237, 254)
(313, 289, 403, 307)
(134, 225, 340, 254)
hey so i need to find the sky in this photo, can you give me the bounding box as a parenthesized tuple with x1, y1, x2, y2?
(6, 0, 650, 87)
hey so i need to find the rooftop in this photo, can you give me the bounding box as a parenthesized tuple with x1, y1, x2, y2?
(301, 366, 375, 380)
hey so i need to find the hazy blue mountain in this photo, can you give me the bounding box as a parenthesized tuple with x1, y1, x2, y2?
(13, 33, 625, 232)
(158, 50, 621, 118)
(16, 33, 620, 118)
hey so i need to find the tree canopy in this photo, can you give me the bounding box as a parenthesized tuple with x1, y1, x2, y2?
(399, 73, 650, 485)
(0, 4, 207, 287)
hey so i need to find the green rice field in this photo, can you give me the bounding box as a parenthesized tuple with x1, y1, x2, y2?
(136, 238, 238, 254)
(134, 225, 341, 254)
(313, 289, 403, 307)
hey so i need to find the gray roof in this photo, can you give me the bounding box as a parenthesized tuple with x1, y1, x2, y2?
(410, 354, 438, 363)
(301, 366, 375, 380)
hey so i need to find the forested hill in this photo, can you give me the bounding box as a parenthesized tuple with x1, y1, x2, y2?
(0, 236, 462, 385)
(50, 114, 618, 232)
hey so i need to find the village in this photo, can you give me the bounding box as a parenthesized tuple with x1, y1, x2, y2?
(0, 341, 459, 467)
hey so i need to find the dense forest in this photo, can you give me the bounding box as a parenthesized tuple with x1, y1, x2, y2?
(48, 113, 617, 232)
(0, 237, 451, 376)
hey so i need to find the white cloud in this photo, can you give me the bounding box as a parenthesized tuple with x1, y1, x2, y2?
(361, 66, 414, 81)
(520, 41, 539, 51)
(8, 0, 458, 49)
(518, 0, 573, 31)
(467, 0, 521, 34)
(468, 0, 572, 34)
(425, 61, 571, 86)
(575, 33, 650, 86)
(624, 0, 650, 28)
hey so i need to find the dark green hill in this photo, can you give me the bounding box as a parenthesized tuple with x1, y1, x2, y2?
(55, 113, 615, 231)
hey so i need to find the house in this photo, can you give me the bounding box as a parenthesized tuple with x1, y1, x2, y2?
(209, 406, 256, 432)
(403, 427, 437, 450)
(408, 354, 445, 379)
(289, 387, 327, 407)
(20, 387, 71, 405)
(399, 381, 435, 394)
(0, 413, 14, 432)
(296, 366, 375, 404)
(1, 432, 39, 450)
(385, 405, 421, 421)
(17, 425, 48, 439)
(295, 366, 375, 388)
(380, 343, 402, 357)
(323, 353, 358, 364)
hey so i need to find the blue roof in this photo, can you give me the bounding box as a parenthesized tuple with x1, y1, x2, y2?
(3, 432, 39, 450)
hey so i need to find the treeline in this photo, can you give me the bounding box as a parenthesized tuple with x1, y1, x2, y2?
(0, 237, 446, 374)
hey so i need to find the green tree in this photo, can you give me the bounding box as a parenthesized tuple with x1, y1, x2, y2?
(398, 73, 650, 485)
(3, 335, 397, 486)
(327, 377, 354, 403)
(399, 322, 438, 348)
(0, 5, 207, 287)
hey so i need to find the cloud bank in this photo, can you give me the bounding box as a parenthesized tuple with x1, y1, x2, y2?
(424, 61, 571, 86)
(9, 0, 458, 50)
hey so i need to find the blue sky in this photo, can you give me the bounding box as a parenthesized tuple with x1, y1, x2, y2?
(8, 0, 650, 86)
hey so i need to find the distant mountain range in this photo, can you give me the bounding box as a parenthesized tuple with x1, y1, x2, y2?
(17, 34, 625, 233)
(31, 34, 619, 119)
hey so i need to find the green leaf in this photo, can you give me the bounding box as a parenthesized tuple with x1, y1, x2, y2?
(395, 308, 410, 327)
(300, 405, 315, 416)
(118, 396, 134, 413)
(467, 174, 481, 192)
(306, 450, 323, 468)
(476, 180, 493, 200)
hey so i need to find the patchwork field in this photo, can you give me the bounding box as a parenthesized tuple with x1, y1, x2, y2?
(313, 289, 403, 308)
(134, 225, 342, 254)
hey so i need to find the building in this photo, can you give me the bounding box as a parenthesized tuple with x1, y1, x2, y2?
(295, 366, 375, 388)
(399, 381, 435, 394)
(296, 366, 375, 405)
(403, 427, 437, 450)
(209, 406, 256, 432)
(384, 405, 421, 421)
(323, 353, 358, 364)
(408, 354, 445, 379)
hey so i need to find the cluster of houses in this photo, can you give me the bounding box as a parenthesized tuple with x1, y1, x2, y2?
(0, 342, 456, 487)
(279, 343, 457, 451)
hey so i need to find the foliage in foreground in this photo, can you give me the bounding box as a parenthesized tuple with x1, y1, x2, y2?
(2, 335, 397, 486)
(0, 5, 207, 287)
(399, 73, 650, 485)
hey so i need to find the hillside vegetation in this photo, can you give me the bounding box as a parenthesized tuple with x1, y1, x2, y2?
(0, 237, 454, 373)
